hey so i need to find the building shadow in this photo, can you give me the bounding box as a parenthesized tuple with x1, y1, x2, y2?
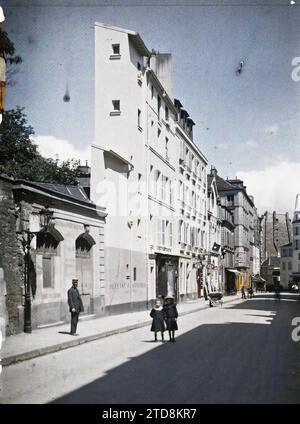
(51, 296, 300, 404)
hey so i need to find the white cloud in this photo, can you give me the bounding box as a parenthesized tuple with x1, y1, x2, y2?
(242, 139, 258, 149)
(33, 135, 91, 164)
(237, 161, 300, 215)
(264, 124, 279, 135)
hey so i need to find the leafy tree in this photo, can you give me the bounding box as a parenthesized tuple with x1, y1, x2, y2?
(0, 28, 22, 86)
(0, 107, 81, 184)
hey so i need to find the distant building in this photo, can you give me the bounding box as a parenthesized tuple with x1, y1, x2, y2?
(280, 243, 293, 289)
(291, 194, 300, 284)
(260, 211, 292, 263)
(260, 211, 292, 285)
(213, 171, 256, 290)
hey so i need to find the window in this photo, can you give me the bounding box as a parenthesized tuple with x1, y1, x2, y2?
(180, 140, 184, 161)
(137, 62, 141, 71)
(133, 267, 137, 281)
(169, 222, 173, 247)
(298, 253, 300, 260)
(157, 95, 161, 119)
(295, 240, 300, 250)
(161, 175, 168, 202)
(154, 170, 160, 198)
(138, 109, 142, 129)
(179, 220, 183, 243)
(42, 256, 52, 288)
(161, 220, 166, 245)
(151, 85, 154, 99)
(157, 128, 161, 138)
(112, 44, 120, 55)
(282, 262, 286, 271)
(169, 180, 173, 205)
(111, 100, 120, 114)
(165, 106, 169, 121)
(165, 137, 169, 161)
(288, 262, 292, 270)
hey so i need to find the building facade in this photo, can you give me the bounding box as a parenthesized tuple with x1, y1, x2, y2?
(214, 172, 256, 290)
(280, 243, 293, 289)
(91, 23, 209, 311)
(175, 99, 208, 301)
(260, 211, 292, 285)
(0, 175, 106, 336)
(291, 194, 300, 284)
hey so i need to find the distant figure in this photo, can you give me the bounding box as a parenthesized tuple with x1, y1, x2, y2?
(67, 278, 84, 336)
(163, 294, 178, 342)
(241, 286, 246, 299)
(150, 299, 166, 342)
(247, 287, 254, 298)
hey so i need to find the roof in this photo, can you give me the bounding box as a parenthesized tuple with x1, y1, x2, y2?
(31, 182, 92, 204)
(261, 256, 281, 267)
(214, 174, 254, 207)
(95, 22, 151, 56)
(280, 242, 293, 248)
(215, 175, 236, 191)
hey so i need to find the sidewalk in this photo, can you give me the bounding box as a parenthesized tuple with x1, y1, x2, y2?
(1, 294, 241, 367)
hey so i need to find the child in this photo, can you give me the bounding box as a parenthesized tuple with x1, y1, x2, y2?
(150, 299, 166, 342)
(163, 294, 178, 342)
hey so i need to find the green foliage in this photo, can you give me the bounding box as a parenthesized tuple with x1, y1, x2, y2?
(0, 108, 80, 185)
(0, 27, 22, 65)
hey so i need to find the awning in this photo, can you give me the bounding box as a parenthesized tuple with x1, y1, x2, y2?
(227, 269, 243, 276)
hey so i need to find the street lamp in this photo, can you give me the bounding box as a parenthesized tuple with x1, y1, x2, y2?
(17, 206, 53, 333)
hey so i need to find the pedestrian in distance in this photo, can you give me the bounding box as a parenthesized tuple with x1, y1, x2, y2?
(163, 294, 178, 342)
(150, 298, 166, 342)
(67, 278, 84, 336)
(241, 285, 246, 299)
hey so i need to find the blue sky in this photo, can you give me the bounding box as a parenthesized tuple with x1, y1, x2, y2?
(2, 0, 300, 214)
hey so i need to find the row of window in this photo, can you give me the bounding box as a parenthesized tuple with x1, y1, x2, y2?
(151, 169, 174, 205)
(179, 141, 206, 179)
(178, 220, 206, 248)
(282, 262, 292, 271)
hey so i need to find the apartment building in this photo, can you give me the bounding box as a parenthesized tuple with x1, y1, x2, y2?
(91, 23, 208, 312)
(174, 99, 208, 300)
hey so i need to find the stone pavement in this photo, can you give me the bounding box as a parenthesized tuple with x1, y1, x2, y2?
(1, 294, 240, 367)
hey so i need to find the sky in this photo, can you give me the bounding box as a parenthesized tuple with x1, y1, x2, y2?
(2, 0, 300, 215)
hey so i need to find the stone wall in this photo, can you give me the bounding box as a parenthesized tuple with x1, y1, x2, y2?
(0, 177, 24, 336)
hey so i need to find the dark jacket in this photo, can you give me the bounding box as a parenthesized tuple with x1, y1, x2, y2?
(68, 286, 84, 313)
(150, 307, 166, 332)
(163, 303, 178, 331)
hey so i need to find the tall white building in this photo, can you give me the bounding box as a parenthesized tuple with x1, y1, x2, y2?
(91, 23, 208, 312)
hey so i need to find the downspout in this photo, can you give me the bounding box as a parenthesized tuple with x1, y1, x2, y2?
(145, 63, 151, 309)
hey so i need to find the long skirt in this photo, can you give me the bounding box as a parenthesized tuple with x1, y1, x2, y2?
(166, 317, 178, 331)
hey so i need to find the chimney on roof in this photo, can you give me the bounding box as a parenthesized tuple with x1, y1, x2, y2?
(210, 165, 218, 177)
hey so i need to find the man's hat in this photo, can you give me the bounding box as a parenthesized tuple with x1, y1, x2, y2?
(72, 278, 78, 283)
(165, 293, 175, 300)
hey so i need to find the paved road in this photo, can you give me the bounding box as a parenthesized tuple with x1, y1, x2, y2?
(1, 294, 300, 404)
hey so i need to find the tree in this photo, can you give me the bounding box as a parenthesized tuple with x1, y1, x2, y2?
(0, 107, 80, 184)
(0, 27, 22, 86)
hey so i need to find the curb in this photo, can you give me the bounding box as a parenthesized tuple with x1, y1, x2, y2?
(2, 296, 239, 367)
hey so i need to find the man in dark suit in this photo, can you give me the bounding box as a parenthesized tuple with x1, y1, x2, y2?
(67, 278, 84, 336)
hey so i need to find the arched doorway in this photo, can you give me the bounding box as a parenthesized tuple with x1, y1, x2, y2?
(36, 228, 63, 290)
(75, 233, 95, 314)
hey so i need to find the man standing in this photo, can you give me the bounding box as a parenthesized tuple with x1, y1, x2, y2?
(67, 279, 84, 336)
